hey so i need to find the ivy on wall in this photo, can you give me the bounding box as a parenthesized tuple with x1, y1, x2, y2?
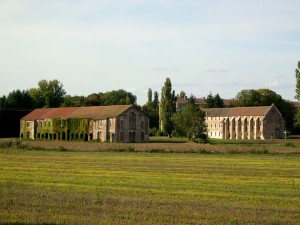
(20, 120, 29, 139)
(21, 118, 94, 141)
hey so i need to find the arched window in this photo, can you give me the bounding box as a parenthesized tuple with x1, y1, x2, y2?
(129, 112, 136, 130)
(232, 118, 235, 131)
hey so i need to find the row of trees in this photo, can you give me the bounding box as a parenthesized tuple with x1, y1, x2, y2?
(0, 80, 65, 109)
(159, 60, 300, 139)
(1, 61, 299, 138)
(0, 80, 136, 109)
(234, 89, 296, 131)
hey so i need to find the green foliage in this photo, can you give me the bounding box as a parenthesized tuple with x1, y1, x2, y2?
(29, 79, 66, 108)
(102, 89, 136, 105)
(20, 121, 30, 139)
(6, 90, 33, 109)
(62, 95, 87, 107)
(61, 90, 136, 107)
(142, 89, 159, 129)
(173, 96, 207, 142)
(0, 95, 7, 107)
(153, 91, 159, 108)
(147, 88, 153, 104)
(0, 90, 33, 109)
(33, 118, 92, 141)
(294, 108, 300, 128)
(235, 88, 296, 131)
(295, 61, 300, 101)
(235, 89, 262, 106)
(35, 120, 52, 136)
(160, 78, 177, 137)
(204, 92, 225, 108)
(0, 140, 27, 149)
(86, 93, 101, 106)
(68, 118, 91, 134)
(52, 118, 68, 133)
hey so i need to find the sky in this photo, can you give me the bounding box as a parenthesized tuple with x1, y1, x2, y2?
(0, 0, 299, 105)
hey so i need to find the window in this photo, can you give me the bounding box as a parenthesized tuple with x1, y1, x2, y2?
(98, 120, 102, 128)
(129, 112, 136, 129)
(120, 119, 124, 130)
(141, 120, 144, 130)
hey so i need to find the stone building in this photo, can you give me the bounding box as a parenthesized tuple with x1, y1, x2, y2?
(20, 105, 149, 143)
(176, 97, 235, 112)
(203, 104, 285, 139)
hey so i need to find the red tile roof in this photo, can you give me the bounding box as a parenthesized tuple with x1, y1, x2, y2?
(69, 105, 133, 119)
(203, 105, 273, 117)
(21, 105, 133, 121)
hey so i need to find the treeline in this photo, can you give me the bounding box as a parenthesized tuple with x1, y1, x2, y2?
(1, 60, 300, 137)
(158, 76, 300, 138)
(0, 80, 137, 109)
(234, 89, 296, 131)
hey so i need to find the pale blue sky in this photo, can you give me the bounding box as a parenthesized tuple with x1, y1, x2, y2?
(0, 0, 299, 105)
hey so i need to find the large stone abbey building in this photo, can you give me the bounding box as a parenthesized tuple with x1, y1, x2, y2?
(202, 104, 285, 139)
(20, 105, 149, 143)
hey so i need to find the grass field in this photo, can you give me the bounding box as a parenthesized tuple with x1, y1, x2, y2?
(0, 144, 299, 224)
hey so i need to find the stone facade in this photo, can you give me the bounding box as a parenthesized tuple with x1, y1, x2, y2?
(20, 105, 149, 143)
(203, 104, 285, 139)
(91, 108, 148, 143)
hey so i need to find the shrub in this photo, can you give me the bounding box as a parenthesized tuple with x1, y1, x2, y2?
(285, 142, 296, 147)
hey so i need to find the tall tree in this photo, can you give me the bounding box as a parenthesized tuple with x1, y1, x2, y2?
(103, 89, 136, 105)
(159, 78, 177, 137)
(173, 95, 207, 142)
(86, 93, 101, 106)
(214, 93, 224, 108)
(142, 90, 159, 129)
(235, 89, 261, 107)
(204, 92, 215, 108)
(147, 89, 153, 104)
(204, 92, 224, 108)
(0, 96, 7, 107)
(294, 61, 300, 130)
(153, 91, 159, 108)
(6, 90, 33, 109)
(29, 79, 66, 108)
(295, 61, 300, 101)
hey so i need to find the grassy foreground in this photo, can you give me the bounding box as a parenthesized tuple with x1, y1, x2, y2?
(0, 148, 299, 224)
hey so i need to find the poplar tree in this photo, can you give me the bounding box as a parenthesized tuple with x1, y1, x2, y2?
(141, 89, 159, 129)
(159, 78, 176, 137)
(147, 88, 153, 104)
(294, 61, 300, 127)
(295, 61, 300, 101)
